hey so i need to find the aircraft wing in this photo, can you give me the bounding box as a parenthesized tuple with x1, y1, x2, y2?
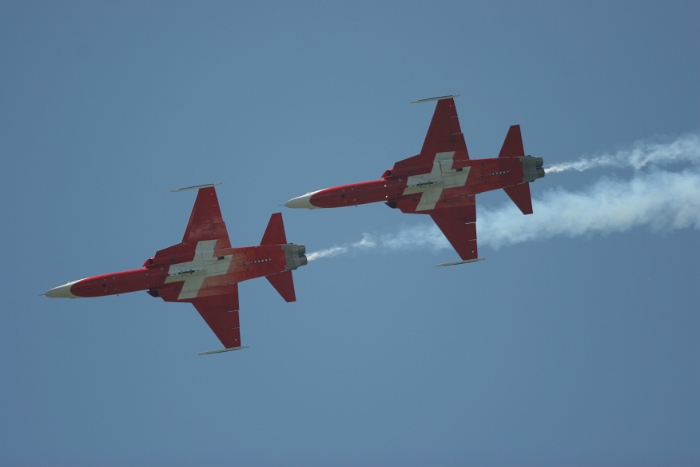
(394, 97, 469, 173)
(191, 285, 242, 349)
(429, 197, 478, 261)
(181, 186, 231, 249)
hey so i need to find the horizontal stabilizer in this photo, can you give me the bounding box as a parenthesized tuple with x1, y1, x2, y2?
(260, 213, 288, 245)
(199, 346, 249, 356)
(504, 183, 533, 215)
(266, 270, 296, 302)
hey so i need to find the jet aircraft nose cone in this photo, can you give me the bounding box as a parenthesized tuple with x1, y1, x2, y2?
(284, 191, 320, 209)
(45, 281, 80, 299)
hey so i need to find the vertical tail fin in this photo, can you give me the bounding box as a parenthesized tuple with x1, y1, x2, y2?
(498, 125, 525, 158)
(499, 125, 534, 215)
(260, 213, 299, 302)
(260, 213, 287, 245)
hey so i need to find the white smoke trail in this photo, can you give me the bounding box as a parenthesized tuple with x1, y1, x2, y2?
(306, 225, 451, 260)
(480, 167, 700, 249)
(307, 246, 349, 261)
(546, 133, 700, 173)
(306, 134, 700, 260)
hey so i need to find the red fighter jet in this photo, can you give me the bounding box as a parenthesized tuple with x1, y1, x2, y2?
(285, 95, 545, 266)
(46, 184, 307, 354)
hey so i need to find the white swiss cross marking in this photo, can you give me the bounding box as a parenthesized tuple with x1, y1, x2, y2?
(402, 151, 470, 211)
(164, 240, 233, 300)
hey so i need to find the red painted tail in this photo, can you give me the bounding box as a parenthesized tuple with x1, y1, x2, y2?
(260, 213, 287, 245)
(504, 183, 533, 215)
(498, 125, 525, 158)
(266, 271, 296, 302)
(260, 213, 296, 303)
(499, 125, 533, 215)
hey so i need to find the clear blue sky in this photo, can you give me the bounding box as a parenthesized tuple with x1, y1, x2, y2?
(1, 2, 698, 466)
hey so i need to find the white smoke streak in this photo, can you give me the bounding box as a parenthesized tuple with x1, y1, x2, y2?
(480, 168, 700, 249)
(546, 133, 700, 173)
(307, 227, 447, 261)
(307, 246, 349, 261)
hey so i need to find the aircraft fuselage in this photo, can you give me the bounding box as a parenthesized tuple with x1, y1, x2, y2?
(287, 154, 544, 214)
(46, 243, 306, 301)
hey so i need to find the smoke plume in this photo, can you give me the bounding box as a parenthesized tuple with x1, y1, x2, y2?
(546, 133, 700, 173)
(307, 133, 700, 261)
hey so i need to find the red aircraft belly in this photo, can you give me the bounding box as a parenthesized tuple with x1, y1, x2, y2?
(70, 268, 166, 298)
(310, 179, 405, 208)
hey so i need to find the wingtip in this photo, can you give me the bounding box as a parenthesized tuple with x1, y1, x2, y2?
(411, 94, 460, 104)
(172, 183, 221, 193)
(198, 346, 249, 356)
(435, 258, 485, 267)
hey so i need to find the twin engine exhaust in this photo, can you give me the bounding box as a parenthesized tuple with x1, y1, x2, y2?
(521, 155, 545, 183)
(282, 244, 308, 270)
